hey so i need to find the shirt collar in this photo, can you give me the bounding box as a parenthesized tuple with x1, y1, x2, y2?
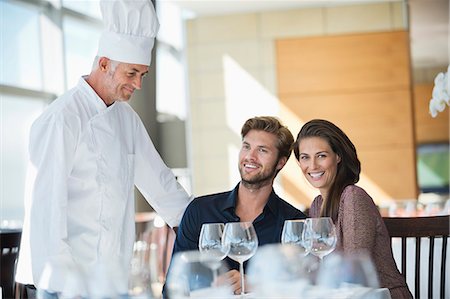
(265, 190, 279, 215)
(219, 183, 279, 216)
(219, 184, 239, 212)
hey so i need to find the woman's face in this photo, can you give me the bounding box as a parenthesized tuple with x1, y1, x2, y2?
(296, 136, 341, 199)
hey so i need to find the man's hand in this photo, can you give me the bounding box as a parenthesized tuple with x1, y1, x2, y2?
(215, 269, 242, 295)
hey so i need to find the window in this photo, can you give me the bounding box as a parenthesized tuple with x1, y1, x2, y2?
(0, 1, 42, 90)
(62, 0, 101, 19)
(0, 0, 101, 225)
(156, 1, 187, 121)
(417, 143, 450, 194)
(1, 95, 49, 222)
(63, 15, 101, 87)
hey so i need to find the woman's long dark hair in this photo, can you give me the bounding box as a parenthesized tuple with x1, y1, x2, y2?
(293, 119, 361, 222)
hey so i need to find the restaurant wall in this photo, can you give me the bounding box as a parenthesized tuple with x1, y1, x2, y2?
(277, 31, 417, 205)
(185, 2, 436, 208)
(413, 83, 449, 143)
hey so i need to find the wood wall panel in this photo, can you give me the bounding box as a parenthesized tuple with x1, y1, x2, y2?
(277, 30, 418, 202)
(358, 148, 418, 199)
(282, 89, 414, 149)
(277, 31, 411, 95)
(414, 83, 449, 143)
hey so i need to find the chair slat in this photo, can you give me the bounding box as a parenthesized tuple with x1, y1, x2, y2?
(401, 237, 407, 276)
(428, 236, 435, 299)
(441, 236, 448, 299)
(415, 237, 421, 299)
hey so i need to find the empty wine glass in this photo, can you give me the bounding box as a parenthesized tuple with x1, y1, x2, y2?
(305, 217, 337, 261)
(247, 244, 315, 298)
(198, 223, 230, 283)
(165, 251, 233, 298)
(86, 258, 128, 299)
(318, 251, 379, 289)
(128, 239, 153, 298)
(38, 258, 92, 299)
(281, 219, 311, 256)
(222, 222, 258, 296)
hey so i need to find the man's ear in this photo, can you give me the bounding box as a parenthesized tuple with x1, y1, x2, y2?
(98, 57, 110, 72)
(276, 156, 288, 170)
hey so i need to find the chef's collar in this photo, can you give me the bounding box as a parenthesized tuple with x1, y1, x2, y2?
(79, 76, 113, 112)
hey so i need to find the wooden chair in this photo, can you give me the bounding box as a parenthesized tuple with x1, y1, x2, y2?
(383, 215, 449, 299)
(1, 229, 22, 299)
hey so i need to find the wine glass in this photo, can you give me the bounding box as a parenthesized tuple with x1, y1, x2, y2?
(316, 251, 379, 290)
(305, 217, 337, 261)
(247, 244, 315, 298)
(281, 219, 312, 256)
(165, 251, 233, 298)
(128, 240, 153, 298)
(198, 223, 230, 283)
(222, 222, 258, 296)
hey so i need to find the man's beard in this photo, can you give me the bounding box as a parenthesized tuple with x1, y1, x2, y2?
(240, 160, 278, 190)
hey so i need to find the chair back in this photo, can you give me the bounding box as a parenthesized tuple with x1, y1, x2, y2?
(1, 229, 22, 299)
(383, 215, 449, 299)
(135, 212, 176, 283)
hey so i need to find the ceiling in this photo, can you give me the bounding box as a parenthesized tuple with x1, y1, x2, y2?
(408, 0, 449, 68)
(169, 0, 449, 69)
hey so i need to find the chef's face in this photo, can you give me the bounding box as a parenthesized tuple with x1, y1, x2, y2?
(104, 61, 149, 103)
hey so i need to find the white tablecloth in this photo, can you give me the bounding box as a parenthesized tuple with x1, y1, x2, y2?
(187, 286, 391, 299)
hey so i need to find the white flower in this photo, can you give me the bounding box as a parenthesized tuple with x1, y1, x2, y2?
(429, 65, 450, 118)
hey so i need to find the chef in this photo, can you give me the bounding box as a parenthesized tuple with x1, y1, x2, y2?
(15, 0, 192, 296)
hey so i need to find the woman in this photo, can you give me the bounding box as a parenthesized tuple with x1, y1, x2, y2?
(293, 119, 412, 298)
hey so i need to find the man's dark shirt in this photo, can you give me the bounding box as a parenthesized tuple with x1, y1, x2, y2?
(170, 183, 306, 271)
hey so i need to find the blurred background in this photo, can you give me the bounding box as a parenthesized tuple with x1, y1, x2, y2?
(1, 0, 449, 226)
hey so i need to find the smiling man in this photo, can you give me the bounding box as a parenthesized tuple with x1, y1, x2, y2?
(165, 116, 306, 295)
(15, 1, 192, 297)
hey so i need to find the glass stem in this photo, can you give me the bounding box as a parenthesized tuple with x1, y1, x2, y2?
(212, 269, 218, 285)
(240, 262, 245, 295)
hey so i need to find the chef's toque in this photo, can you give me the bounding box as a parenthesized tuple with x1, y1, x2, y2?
(97, 0, 159, 66)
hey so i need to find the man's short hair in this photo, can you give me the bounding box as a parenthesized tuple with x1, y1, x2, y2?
(241, 116, 294, 160)
(91, 56, 119, 72)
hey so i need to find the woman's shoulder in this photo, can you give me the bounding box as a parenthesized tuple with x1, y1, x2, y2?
(342, 185, 371, 198)
(341, 185, 375, 206)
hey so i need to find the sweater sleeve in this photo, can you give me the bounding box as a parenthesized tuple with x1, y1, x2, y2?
(339, 186, 377, 255)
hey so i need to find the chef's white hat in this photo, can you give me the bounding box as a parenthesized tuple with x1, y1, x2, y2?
(97, 0, 159, 66)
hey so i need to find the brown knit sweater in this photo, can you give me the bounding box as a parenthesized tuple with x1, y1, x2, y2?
(309, 185, 413, 299)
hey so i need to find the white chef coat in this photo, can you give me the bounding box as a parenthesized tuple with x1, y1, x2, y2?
(15, 77, 192, 292)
